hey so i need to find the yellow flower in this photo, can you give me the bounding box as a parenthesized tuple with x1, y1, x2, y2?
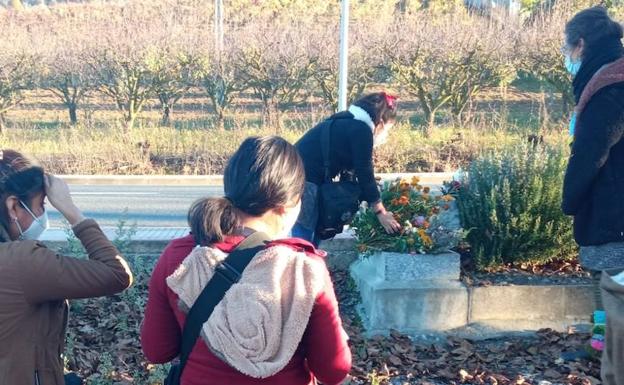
(410, 176, 420, 186)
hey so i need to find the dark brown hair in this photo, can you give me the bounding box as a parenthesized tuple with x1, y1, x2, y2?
(0, 150, 45, 241)
(565, 6, 623, 52)
(188, 136, 305, 246)
(353, 92, 398, 134)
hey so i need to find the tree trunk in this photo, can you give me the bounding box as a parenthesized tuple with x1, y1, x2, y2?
(263, 98, 281, 134)
(424, 113, 435, 138)
(68, 103, 78, 125)
(125, 110, 136, 132)
(215, 106, 225, 131)
(420, 102, 435, 138)
(161, 104, 172, 126)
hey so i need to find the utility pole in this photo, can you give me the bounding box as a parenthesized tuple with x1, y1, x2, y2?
(214, 0, 224, 55)
(338, 0, 350, 111)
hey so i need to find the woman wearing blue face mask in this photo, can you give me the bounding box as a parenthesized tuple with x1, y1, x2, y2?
(560, 7, 624, 384)
(0, 149, 133, 385)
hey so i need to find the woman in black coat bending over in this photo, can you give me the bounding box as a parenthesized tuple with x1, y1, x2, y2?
(560, 7, 624, 384)
(293, 92, 401, 245)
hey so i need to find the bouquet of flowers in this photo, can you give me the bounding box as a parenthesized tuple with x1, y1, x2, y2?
(352, 177, 464, 254)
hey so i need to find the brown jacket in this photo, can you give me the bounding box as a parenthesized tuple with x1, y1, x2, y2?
(0, 219, 133, 385)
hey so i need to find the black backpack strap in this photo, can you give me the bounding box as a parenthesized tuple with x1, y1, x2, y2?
(321, 119, 335, 183)
(174, 231, 270, 383)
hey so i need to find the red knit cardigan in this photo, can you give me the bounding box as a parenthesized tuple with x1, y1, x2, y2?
(141, 234, 352, 385)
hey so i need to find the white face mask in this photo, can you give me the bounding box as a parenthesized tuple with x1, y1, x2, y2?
(16, 201, 49, 241)
(280, 201, 302, 239)
(373, 123, 393, 148)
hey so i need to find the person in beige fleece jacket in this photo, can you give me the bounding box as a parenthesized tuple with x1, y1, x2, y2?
(0, 149, 133, 385)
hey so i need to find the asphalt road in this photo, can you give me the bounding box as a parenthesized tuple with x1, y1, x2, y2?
(49, 185, 224, 228)
(49, 181, 442, 228)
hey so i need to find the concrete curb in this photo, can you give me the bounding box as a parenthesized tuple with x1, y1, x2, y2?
(42, 227, 190, 255)
(58, 175, 224, 186)
(58, 172, 457, 186)
(324, 234, 594, 336)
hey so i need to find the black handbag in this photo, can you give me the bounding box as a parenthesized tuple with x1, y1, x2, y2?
(164, 231, 270, 385)
(64, 373, 83, 385)
(316, 119, 361, 240)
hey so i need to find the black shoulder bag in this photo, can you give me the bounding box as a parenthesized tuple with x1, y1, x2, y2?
(164, 231, 270, 385)
(315, 119, 362, 240)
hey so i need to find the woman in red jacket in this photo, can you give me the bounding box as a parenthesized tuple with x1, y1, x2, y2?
(141, 136, 352, 385)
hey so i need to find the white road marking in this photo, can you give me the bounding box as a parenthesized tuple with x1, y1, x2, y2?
(71, 192, 159, 196)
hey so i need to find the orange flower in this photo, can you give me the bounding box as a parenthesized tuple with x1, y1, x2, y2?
(418, 229, 433, 247)
(398, 196, 410, 206)
(441, 194, 455, 202)
(423, 221, 430, 229)
(410, 176, 420, 186)
(423, 186, 431, 194)
(415, 185, 423, 191)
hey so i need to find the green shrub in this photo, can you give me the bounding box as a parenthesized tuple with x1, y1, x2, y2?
(457, 142, 576, 270)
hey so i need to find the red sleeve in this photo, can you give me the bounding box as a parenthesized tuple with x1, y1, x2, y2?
(141, 249, 182, 364)
(303, 268, 352, 385)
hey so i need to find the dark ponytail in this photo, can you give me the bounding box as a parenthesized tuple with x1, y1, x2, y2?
(188, 197, 240, 247)
(189, 136, 305, 246)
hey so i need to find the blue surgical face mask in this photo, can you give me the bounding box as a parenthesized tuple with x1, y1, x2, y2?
(565, 55, 582, 76)
(569, 112, 577, 136)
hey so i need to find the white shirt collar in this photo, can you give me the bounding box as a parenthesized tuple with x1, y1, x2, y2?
(348, 105, 375, 131)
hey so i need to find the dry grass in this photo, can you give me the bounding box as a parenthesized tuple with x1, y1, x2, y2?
(0, 85, 569, 175)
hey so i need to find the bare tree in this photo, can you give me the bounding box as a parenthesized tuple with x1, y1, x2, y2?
(151, 49, 195, 126)
(40, 35, 95, 125)
(387, 10, 517, 135)
(0, 54, 36, 132)
(193, 34, 245, 130)
(235, 18, 316, 133)
(519, 4, 577, 115)
(310, 20, 385, 111)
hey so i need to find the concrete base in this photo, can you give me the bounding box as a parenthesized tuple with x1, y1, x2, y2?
(319, 230, 359, 271)
(469, 285, 594, 331)
(351, 255, 468, 334)
(351, 249, 594, 336)
(357, 251, 461, 282)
